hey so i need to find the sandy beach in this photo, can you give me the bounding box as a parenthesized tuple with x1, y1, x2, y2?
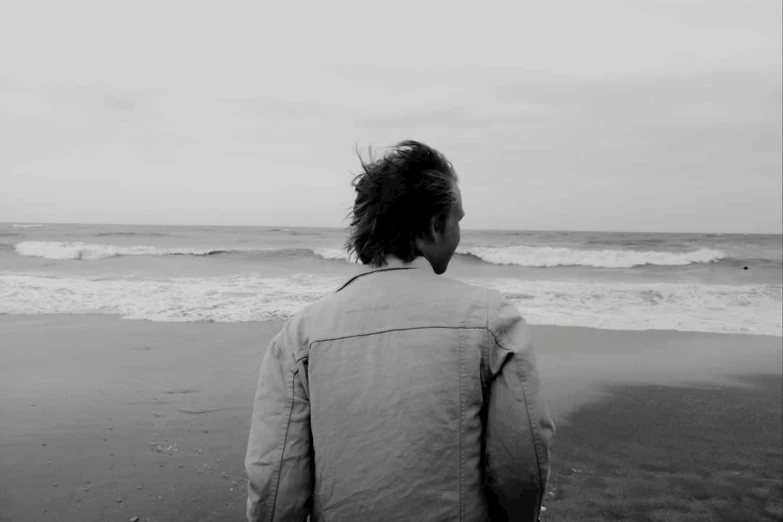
(1, 315, 781, 522)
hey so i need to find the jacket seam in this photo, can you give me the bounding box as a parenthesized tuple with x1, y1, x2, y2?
(496, 340, 544, 496)
(483, 289, 491, 394)
(315, 489, 327, 522)
(458, 329, 465, 521)
(266, 354, 297, 519)
(335, 267, 417, 292)
(486, 293, 546, 504)
(480, 289, 490, 499)
(489, 328, 546, 491)
(515, 356, 546, 495)
(307, 325, 487, 353)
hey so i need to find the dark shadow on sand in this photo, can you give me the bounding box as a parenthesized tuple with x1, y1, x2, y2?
(546, 374, 783, 522)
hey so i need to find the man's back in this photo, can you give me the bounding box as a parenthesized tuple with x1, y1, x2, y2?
(246, 256, 554, 521)
(308, 260, 495, 520)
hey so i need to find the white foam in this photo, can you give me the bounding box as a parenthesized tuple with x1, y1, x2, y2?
(465, 278, 782, 337)
(11, 224, 44, 229)
(15, 241, 221, 260)
(1, 272, 780, 336)
(14, 241, 358, 262)
(19, 240, 727, 269)
(0, 272, 343, 322)
(313, 248, 357, 262)
(459, 246, 727, 268)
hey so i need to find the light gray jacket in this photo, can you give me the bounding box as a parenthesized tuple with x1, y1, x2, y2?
(246, 256, 555, 521)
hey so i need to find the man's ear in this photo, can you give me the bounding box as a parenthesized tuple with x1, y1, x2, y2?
(430, 214, 447, 240)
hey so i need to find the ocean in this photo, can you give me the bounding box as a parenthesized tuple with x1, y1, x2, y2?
(1, 223, 781, 336)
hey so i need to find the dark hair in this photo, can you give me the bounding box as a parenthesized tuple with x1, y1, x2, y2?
(345, 140, 458, 267)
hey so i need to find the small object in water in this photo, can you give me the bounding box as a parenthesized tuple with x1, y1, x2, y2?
(743, 266, 749, 270)
(130, 517, 140, 522)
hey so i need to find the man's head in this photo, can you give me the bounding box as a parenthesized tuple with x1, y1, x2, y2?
(346, 140, 464, 275)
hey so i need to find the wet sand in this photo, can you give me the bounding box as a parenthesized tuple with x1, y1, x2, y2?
(1, 315, 781, 521)
(546, 374, 782, 521)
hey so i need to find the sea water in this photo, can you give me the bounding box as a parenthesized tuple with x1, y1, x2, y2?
(1, 223, 780, 336)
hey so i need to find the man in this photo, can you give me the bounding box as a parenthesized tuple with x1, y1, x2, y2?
(245, 140, 555, 521)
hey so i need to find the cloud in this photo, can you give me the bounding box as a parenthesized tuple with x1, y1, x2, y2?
(0, 0, 780, 232)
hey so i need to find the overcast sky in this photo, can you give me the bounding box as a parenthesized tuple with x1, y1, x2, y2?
(1, 0, 781, 233)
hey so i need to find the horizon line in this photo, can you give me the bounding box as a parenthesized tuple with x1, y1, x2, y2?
(1, 220, 781, 236)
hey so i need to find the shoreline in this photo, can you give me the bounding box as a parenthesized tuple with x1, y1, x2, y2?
(547, 374, 783, 521)
(1, 315, 781, 521)
(1, 312, 781, 339)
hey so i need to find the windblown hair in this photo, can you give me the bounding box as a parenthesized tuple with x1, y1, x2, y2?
(345, 140, 458, 267)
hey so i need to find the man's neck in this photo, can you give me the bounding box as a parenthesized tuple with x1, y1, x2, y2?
(381, 255, 434, 273)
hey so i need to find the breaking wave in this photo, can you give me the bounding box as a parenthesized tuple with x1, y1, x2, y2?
(15, 241, 226, 260)
(13, 241, 352, 262)
(94, 232, 175, 238)
(13, 241, 738, 269)
(0, 272, 780, 336)
(457, 246, 728, 268)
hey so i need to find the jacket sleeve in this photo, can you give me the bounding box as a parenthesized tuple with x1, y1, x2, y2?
(245, 336, 314, 522)
(483, 291, 555, 522)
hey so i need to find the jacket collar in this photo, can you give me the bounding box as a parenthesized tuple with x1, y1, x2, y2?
(336, 255, 434, 292)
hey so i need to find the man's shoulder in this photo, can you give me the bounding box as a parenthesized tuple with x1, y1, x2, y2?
(276, 273, 522, 356)
(431, 274, 492, 301)
(435, 277, 514, 316)
(484, 290, 531, 354)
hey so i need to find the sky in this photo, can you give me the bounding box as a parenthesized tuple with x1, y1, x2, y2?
(1, 0, 781, 233)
